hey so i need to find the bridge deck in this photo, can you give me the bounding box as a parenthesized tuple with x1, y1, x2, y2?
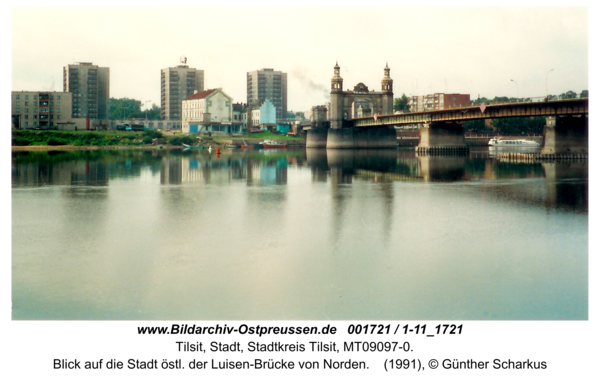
(353, 98, 588, 127)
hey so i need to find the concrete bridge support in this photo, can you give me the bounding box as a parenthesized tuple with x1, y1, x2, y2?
(416, 121, 469, 155)
(308, 126, 397, 149)
(306, 128, 329, 148)
(542, 115, 588, 155)
(326, 126, 397, 149)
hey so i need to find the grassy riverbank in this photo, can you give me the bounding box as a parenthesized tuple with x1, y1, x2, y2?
(12, 129, 304, 150)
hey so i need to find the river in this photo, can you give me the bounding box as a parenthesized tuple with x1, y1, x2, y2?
(11, 147, 588, 320)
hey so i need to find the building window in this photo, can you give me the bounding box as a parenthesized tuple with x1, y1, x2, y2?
(16, 95, 20, 99)
(57, 96, 61, 100)
(25, 102, 28, 106)
(16, 108, 20, 112)
(25, 108, 29, 113)
(34, 95, 37, 99)
(25, 95, 29, 99)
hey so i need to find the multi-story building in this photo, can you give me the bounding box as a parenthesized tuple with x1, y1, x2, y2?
(247, 68, 287, 120)
(11, 91, 73, 129)
(63, 62, 110, 119)
(408, 93, 470, 112)
(161, 64, 204, 126)
(232, 103, 248, 129)
(181, 88, 242, 134)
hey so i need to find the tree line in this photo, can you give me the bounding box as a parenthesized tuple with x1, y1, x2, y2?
(109, 98, 160, 120)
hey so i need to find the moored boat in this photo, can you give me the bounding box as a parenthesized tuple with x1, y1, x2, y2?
(488, 138, 540, 147)
(260, 139, 286, 149)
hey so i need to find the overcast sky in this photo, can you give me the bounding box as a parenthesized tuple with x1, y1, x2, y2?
(10, 6, 589, 112)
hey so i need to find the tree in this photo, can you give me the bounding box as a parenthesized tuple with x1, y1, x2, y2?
(145, 104, 161, 120)
(109, 98, 160, 120)
(491, 117, 545, 134)
(559, 91, 577, 100)
(464, 119, 487, 132)
(471, 97, 489, 105)
(393, 94, 410, 112)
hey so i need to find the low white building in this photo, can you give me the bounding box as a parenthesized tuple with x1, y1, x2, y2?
(182, 88, 242, 134)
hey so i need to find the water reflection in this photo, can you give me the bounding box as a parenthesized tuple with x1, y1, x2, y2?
(12, 148, 588, 320)
(12, 148, 588, 213)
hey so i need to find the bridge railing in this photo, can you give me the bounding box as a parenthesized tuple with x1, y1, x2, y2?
(405, 95, 587, 113)
(469, 95, 585, 107)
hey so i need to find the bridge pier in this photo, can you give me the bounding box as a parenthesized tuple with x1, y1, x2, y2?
(307, 126, 397, 149)
(542, 115, 588, 155)
(306, 128, 329, 148)
(327, 127, 397, 149)
(416, 121, 469, 155)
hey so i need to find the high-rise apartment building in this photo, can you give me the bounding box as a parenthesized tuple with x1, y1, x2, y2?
(161, 64, 204, 121)
(63, 62, 110, 119)
(247, 68, 287, 120)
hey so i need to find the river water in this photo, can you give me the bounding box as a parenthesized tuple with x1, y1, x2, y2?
(11, 147, 588, 320)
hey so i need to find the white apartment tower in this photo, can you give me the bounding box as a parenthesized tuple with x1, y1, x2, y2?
(247, 68, 287, 120)
(63, 62, 110, 119)
(161, 64, 204, 121)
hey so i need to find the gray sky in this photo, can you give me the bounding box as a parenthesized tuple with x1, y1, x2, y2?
(11, 6, 588, 112)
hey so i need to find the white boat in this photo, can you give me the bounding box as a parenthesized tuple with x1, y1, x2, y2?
(488, 138, 540, 147)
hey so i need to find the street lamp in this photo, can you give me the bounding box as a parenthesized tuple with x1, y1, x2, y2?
(546, 69, 554, 98)
(510, 79, 519, 101)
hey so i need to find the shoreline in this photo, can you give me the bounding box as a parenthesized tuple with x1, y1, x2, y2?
(11, 145, 184, 152)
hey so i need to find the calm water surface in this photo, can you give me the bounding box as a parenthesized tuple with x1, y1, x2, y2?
(12, 147, 588, 320)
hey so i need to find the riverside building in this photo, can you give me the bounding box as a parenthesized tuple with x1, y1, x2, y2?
(11, 91, 73, 129)
(181, 88, 243, 135)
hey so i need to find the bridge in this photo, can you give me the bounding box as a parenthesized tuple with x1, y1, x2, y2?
(310, 98, 588, 156)
(352, 98, 588, 127)
(307, 62, 588, 156)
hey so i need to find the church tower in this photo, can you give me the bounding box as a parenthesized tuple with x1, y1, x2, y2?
(381, 62, 394, 115)
(330, 61, 344, 129)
